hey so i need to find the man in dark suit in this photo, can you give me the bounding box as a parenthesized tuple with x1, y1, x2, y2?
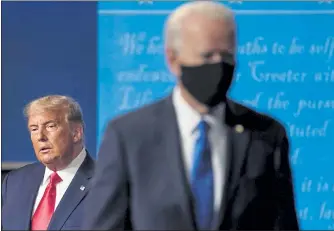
(2, 95, 95, 230)
(83, 1, 299, 230)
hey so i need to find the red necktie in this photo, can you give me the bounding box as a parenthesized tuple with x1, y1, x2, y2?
(31, 172, 62, 230)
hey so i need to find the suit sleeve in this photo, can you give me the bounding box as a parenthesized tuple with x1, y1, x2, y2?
(2, 173, 9, 209)
(273, 127, 300, 230)
(82, 122, 130, 230)
(2, 173, 10, 230)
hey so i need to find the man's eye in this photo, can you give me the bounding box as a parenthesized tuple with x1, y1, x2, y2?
(201, 51, 234, 63)
(202, 52, 214, 59)
(46, 124, 57, 131)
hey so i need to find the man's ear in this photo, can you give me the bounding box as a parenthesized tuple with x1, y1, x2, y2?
(165, 47, 181, 77)
(71, 123, 83, 143)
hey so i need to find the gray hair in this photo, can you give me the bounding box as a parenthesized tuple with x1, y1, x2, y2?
(164, 1, 235, 51)
(24, 95, 85, 130)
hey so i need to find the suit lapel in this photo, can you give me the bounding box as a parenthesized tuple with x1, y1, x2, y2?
(157, 96, 196, 229)
(20, 164, 45, 230)
(213, 99, 252, 229)
(229, 128, 251, 190)
(47, 154, 94, 230)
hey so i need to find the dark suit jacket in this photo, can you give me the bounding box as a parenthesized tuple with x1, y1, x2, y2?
(2, 152, 95, 230)
(83, 96, 299, 230)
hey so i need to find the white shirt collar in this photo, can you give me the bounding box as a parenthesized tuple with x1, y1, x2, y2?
(172, 86, 225, 134)
(42, 148, 87, 185)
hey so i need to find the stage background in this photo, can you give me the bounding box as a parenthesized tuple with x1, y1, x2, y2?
(2, 1, 334, 230)
(1, 2, 97, 166)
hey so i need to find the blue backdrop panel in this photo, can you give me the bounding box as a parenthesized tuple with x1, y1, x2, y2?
(1, 2, 97, 162)
(97, 1, 334, 230)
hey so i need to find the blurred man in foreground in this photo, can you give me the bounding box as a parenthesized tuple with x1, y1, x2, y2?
(2, 95, 95, 230)
(83, 1, 299, 230)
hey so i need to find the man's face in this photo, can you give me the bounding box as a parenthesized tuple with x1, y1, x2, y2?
(28, 109, 75, 168)
(167, 14, 235, 77)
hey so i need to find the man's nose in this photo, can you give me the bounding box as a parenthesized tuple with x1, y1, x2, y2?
(211, 53, 223, 63)
(37, 129, 48, 141)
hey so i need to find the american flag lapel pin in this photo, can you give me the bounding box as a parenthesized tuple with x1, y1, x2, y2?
(235, 124, 244, 133)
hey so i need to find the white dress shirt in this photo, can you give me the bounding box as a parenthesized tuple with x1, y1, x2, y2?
(172, 86, 227, 212)
(32, 148, 87, 214)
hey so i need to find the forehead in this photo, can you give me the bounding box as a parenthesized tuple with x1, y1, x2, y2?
(180, 14, 235, 52)
(28, 109, 65, 125)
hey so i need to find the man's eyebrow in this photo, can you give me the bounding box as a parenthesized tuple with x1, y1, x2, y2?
(28, 120, 58, 128)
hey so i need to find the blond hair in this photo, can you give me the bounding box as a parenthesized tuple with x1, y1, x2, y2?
(24, 95, 85, 129)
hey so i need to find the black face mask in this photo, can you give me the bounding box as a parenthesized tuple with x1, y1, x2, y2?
(180, 61, 235, 107)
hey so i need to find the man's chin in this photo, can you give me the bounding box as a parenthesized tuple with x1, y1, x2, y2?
(39, 154, 57, 165)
